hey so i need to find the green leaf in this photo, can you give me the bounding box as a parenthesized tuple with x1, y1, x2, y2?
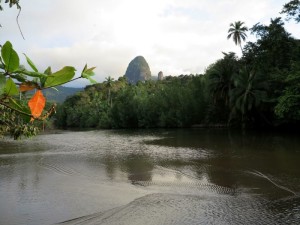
(4, 78, 19, 96)
(81, 64, 88, 73)
(36, 66, 52, 87)
(40, 67, 52, 87)
(44, 66, 52, 75)
(82, 65, 96, 78)
(86, 76, 97, 84)
(1, 41, 20, 72)
(9, 98, 28, 113)
(85, 68, 96, 76)
(81, 65, 97, 84)
(0, 56, 4, 67)
(9, 98, 31, 123)
(23, 54, 38, 72)
(44, 66, 76, 88)
(0, 74, 6, 95)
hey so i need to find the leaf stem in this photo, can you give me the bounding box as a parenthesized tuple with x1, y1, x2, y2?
(41, 76, 82, 90)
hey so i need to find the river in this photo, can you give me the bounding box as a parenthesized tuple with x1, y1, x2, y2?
(0, 129, 299, 224)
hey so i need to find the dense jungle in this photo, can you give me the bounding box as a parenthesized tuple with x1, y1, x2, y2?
(55, 16, 300, 131)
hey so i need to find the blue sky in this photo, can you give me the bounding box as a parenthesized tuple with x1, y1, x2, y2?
(0, 0, 299, 87)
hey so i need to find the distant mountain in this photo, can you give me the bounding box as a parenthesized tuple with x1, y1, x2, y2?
(42, 86, 83, 103)
(125, 56, 151, 84)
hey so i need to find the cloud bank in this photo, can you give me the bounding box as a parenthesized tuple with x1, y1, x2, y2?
(0, 0, 298, 86)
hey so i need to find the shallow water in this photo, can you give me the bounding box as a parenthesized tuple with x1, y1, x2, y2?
(0, 129, 299, 224)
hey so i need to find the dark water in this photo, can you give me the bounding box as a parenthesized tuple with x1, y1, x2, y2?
(0, 129, 299, 225)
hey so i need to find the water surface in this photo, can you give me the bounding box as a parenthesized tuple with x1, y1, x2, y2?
(0, 129, 299, 224)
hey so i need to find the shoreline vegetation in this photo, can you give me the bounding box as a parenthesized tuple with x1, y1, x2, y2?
(54, 7, 300, 132)
(1, 1, 300, 139)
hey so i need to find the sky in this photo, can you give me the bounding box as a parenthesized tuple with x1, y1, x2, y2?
(0, 0, 299, 87)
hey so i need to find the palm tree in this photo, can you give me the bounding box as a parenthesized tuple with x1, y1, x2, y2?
(227, 21, 248, 53)
(229, 68, 268, 128)
(207, 52, 238, 106)
(104, 76, 114, 107)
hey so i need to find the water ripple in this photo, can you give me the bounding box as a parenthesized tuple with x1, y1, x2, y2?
(58, 193, 300, 225)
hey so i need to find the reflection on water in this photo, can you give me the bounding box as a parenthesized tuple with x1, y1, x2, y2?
(0, 129, 299, 225)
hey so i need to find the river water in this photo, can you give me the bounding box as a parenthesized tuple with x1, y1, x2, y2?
(0, 129, 299, 225)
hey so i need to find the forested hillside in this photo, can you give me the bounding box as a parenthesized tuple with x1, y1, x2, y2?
(42, 86, 83, 103)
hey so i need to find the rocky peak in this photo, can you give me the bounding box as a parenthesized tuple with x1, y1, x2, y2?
(125, 56, 151, 84)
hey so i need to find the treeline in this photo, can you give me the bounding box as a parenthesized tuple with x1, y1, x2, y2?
(54, 75, 206, 128)
(54, 17, 300, 130)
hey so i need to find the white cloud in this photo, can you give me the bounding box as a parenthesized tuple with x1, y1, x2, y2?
(0, 0, 297, 86)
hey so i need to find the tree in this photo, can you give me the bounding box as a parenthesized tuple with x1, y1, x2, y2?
(275, 63, 300, 123)
(243, 17, 298, 118)
(248, 18, 295, 71)
(0, 41, 96, 139)
(229, 68, 269, 128)
(0, 1, 97, 139)
(227, 21, 248, 53)
(0, 0, 95, 139)
(205, 52, 240, 124)
(104, 76, 114, 107)
(207, 52, 239, 105)
(281, 0, 300, 22)
(0, 0, 20, 10)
